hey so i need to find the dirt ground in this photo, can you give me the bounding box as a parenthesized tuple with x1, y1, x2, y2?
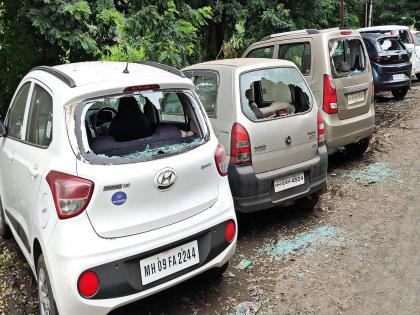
(1, 81, 420, 315)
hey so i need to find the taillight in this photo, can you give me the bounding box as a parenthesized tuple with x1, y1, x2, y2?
(317, 111, 325, 146)
(323, 74, 338, 114)
(371, 80, 375, 102)
(230, 123, 251, 165)
(46, 171, 94, 219)
(78, 271, 99, 298)
(214, 143, 228, 176)
(225, 220, 236, 243)
(372, 55, 391, 63)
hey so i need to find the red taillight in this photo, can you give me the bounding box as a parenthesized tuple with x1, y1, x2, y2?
(323, 74, 338, 114)
(225, 220, 236, 243)
(123, 84, 160, 92)
(214, 143, 228, 176)
(371, 80, 375, 102)
(372, 55, 391, 63)
(317, 111, 325, 146)
(340, 30, 352, 35)
(230, 123, 251, 165)
(78, 271, 99, 298)
(46, 171, 94, 219)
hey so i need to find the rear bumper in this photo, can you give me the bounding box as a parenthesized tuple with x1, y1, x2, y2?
(324, 105, 375, 154)
(43, 179, 236, 315)
(228, 145, 328, 213)
(372, 63, 412, 91)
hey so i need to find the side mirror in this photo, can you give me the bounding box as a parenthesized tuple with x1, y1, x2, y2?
(0, 121, 6, 137)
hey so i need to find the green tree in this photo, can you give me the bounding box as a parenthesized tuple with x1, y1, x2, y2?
(372, 0, 420, 28)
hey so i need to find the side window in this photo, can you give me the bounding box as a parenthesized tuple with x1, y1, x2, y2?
(278, 42, 311, 75)
(246, 46, 274, 58)
(7, 82, 31, 139)
(25, 84, 53, 147)
(191, 72, 218, 117)
(161, 93, 186, 123)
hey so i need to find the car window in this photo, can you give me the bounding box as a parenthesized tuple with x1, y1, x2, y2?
(25, 84, 53, 147)
(240, 67, 313, 121)
(7, 82, 31, 140)
(247, 46, 274, 58)
(189, 72, 218, 117)
(378, 38, 405, 51)
(397, 30, 411, 44)
(161, 93, 186, 123)
(329, 38, 367, 78)
(278, 42, 311, 75)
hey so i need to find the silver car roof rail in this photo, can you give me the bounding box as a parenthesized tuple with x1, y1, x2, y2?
(136, 61, 186, 78)
(261, 29, 319, 41)
(31, 66, 76, 88)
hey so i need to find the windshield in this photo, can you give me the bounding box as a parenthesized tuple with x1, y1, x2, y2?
(73, 89, 208, 165)
(329, 38, 367, 78)
(240, 67, 312, 121)
(378, 37, 405, 51)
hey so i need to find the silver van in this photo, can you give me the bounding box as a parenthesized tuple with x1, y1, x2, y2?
(183, 59, 327, 213)
(243, 28, 375, 155)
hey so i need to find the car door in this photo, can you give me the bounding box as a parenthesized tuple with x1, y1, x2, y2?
(277, 39, 314, 85)
(0, 82, 32, 243)
(11, 81, 53, 253)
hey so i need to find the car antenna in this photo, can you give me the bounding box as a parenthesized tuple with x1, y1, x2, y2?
(123, 46, 130, 74)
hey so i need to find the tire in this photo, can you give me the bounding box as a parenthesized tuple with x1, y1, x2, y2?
(345, 138, 370, 157)
(416, 74, 420, 81)
(37, 255, 59, 315)
(391, 87, 408, 100)
(0, 200, 12, 239)
(295, 193, 319, 211)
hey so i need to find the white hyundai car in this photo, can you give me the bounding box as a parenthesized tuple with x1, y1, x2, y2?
(0, 61, 237, 315)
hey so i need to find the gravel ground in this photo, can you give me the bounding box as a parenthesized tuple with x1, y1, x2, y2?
(1, 81, 420, 315)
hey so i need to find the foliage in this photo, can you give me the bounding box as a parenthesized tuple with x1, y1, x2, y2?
(372, 0, 420, 29)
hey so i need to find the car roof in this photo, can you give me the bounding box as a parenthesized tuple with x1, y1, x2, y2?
(52, 61, 186, 87)
(183, 58, 296, 71)
(359, 25, 410, 32)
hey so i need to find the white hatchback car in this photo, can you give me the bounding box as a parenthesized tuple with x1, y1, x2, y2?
(0, 61, 237, 315)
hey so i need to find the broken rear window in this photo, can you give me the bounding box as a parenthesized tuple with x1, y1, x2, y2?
(329, 38, 367, 78)
(73, 89, 208, 164)
(378, 37, 405, 51)
(240, 67, 313, 121)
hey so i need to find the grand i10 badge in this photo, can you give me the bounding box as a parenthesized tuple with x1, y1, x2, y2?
(111, 191, 127, 206)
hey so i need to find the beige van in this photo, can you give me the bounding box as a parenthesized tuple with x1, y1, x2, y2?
(243, 28, 375, 155)
(183, 59, 327, 213)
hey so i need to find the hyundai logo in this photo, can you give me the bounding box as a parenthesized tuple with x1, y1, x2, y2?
(154, 168, 177, 191)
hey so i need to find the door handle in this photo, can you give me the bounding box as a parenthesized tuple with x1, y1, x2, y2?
(29, 165, 39, 179)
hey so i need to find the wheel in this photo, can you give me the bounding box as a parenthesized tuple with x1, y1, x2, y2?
(0, 200, 12, 239)
(295, 193, 319, 211)
(37, 255, 59, 315)
(345, 138, 369, 157)
(391, 87, 408, 100)
(416, 74, 420, 81)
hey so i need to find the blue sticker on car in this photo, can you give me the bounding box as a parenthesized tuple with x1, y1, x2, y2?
(111, 191, 127, 206)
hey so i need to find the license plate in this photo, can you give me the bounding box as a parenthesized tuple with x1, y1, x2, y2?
(347, 91, 364, 105)
(140, 240, 199, 285)
(274, 172, 305, 193)
(393, 73, 405, 81)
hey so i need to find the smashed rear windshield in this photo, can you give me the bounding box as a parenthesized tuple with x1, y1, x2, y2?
(378, 38, 405, 51)
(240, 67, 313, 121)
(329, 38, 367, 78)
(73, 89, 208, 164)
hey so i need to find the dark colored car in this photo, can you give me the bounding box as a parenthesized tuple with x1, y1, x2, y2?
(362, 33, 412, 99)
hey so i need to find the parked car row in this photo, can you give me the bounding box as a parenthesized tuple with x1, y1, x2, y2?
(0, 26, 413, 315)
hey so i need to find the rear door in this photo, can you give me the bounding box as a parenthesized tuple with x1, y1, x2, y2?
(237, 66, 318, 174)
(328, 36, 372, 120)
(11, 82, 54, 252)
(75, 90, 220, 239)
